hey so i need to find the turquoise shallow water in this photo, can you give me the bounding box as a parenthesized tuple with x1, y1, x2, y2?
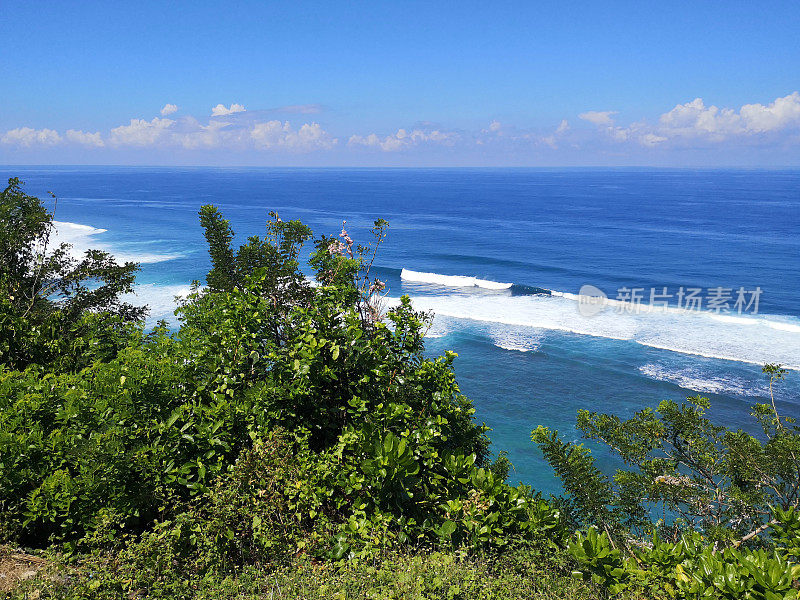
(4, 166, 799, 493)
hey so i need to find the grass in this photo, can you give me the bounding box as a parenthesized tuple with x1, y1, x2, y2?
(6, 547, 649, 599)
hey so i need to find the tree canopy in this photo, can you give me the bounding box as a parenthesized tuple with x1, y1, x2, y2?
(0, 177, 144, 371)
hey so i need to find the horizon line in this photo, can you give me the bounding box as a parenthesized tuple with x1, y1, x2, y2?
(3, 164, 800, 171)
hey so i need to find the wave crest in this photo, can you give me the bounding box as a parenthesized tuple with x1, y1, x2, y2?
(639, 363, 768, 397)
(52, 221, 182, 264)
(401, 268, 512, 290)
(386, 290, 800, 370)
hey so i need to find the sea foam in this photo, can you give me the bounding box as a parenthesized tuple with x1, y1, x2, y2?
(488, 328, 542, 352)
(52, 221, 182, 264)
(639, 363, 769, 397)
(401, 268, 512, 290)
(47, 221, 191, 325)
(122, 284, 194, 324)
(386, 290, 800, 370)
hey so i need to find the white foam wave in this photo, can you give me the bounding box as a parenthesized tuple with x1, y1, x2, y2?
(122, 283, 194, 324)
(639, 363, 767, 397)
(401, 268, 512, 290)
(386, 292, 800, 370)
(51, 221, 181, 264)
(124, 252, 184, 264)
(52, 221, 107, 243)
(424, 318, 452, 338)
(766, 320, 800, 333)
(424, 329, 447, 339)
(552, 290, 797, 333)
(489, 329, 542, 353)
(710, 314, 757, 325)
(495, 344, 533, 352)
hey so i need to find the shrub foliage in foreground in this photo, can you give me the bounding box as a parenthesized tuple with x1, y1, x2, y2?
(0, 182, 553, 561)
(1, 178, 799, 599)
(0, 178, 144, 372)
(533, 366, 800, 598)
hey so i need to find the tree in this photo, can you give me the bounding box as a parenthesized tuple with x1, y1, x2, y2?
(533, 365, 800, 546)
(0, 177, 145, 371)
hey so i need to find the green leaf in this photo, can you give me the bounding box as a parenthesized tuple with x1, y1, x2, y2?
(439, 520, 457, 537)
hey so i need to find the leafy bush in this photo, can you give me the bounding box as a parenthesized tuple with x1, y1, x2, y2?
(0, 194, 558, 559)
(536, 367, 800, 597)
(17, 546, 627, 600)
(567, 522, 800, 599)
(196, 429, 334, 567)
(0, 341, 187, 543)
(568, 527, 628, 594)
(533, 377, 800, 546)
(0, 178, 144, 371)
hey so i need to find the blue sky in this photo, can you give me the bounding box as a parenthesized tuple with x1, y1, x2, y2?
(2, 0, 799, 166)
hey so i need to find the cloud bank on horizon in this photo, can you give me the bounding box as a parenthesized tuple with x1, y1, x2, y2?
(3, 93, 800, 165)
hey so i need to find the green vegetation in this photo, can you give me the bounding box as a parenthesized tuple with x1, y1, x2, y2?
(1, 178, 799, 598)
(532, 368, 800, 599)
(0, 178, 144, 373)
(533, 383, 800, 544)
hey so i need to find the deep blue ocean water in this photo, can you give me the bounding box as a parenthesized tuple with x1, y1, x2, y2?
(4, 166, 799, 493)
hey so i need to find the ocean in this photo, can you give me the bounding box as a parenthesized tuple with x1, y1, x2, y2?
(5, 166, 799, 493)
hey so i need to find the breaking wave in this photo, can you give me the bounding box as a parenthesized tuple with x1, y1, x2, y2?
(489, 328, 542, 353)
(386, 286, 800, 370)
(52, 221, 182, 264)
(401, 268, 512, 290)
(639, 363, 769, 397)
(121, 283, 194, 325)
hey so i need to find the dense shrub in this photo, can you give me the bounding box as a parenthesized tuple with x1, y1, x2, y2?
(534, 367, 800, 598)
(0, 191, 555, 559)
(14, 546, 628, 600)
(567, 521, 800, 599)
(533, 379, 800, 545)
(0, 178, 144, 372)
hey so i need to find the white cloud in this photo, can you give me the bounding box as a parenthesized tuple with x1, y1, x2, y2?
(641, 133, 667, 146)
(250, 121, 337, 152)
(579, 111, 617, 126)
(4, 91, 800, 159)
(175, 118, 245, 149)
(657, 98, 742, 137)
(576, 93, 800, 148)
(478, 119, 570, 148)
(349, 128, 458, 152)
(109, 117, 175, 146)
(542, 119, 571, 148)
(175, 120, 221, 149)
(739, 92, 800, 132)
(66, 129, 105, 147)
(657, 92, 800, 139)
(479, 120, 528, 141)
(1, 127, 62, 147)
(101, 113, 335, 152)
(160, 103, 179, 116)
(348, 133, 383, 148)
(211, 103, 246, 116)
